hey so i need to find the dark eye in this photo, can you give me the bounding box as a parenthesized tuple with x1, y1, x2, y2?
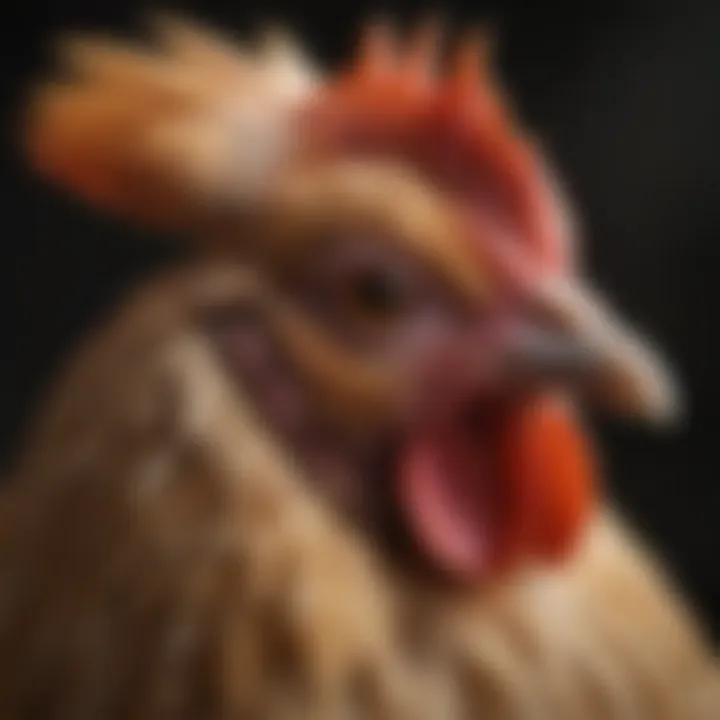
(344, 268, 409, 321)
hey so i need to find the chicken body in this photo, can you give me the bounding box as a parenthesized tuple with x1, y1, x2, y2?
(0, 264, 717, 720)
(4, 16, 719, 719)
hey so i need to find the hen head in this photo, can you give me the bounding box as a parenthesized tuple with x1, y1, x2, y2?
(25, 16, 681, 585)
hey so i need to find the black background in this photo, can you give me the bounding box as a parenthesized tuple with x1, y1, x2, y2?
(2, 1, 719, 636)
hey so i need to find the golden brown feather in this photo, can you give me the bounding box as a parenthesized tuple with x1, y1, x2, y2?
(0, 263, 718, 719)
(5, 15, 719, 720)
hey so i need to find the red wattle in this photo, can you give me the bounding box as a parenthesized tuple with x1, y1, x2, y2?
(499, 397, 598, 564)
(397, 396, 597, 582)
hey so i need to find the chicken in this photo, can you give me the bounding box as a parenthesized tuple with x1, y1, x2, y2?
(2, 14, 717, 719)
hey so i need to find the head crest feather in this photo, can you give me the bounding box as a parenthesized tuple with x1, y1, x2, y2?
(25, 13, 317, 231)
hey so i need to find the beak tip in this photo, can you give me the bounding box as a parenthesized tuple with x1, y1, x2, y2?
(529, 274, 687, 429)
(623, 355, 686, 429)
(650, 378, 686, 429)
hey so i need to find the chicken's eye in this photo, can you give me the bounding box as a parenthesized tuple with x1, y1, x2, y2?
(344, 268, 409, 322)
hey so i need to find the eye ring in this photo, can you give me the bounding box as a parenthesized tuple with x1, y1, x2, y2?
(343, 266, 410, 322)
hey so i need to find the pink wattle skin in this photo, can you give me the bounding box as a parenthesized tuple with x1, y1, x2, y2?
(397, 396, 598, 582)
(398, 420, 500, 580)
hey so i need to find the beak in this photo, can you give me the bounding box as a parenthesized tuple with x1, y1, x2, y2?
(500, 276, 683, 425)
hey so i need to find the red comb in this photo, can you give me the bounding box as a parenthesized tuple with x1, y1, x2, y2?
(300, 20, 571, 274)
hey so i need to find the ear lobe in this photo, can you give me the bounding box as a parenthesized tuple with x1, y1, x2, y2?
(24, 15, 317, 234)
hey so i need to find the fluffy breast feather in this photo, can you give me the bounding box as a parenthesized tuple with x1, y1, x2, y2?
(0, 264, 717, 720)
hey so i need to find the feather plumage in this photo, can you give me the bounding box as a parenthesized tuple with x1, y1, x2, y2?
(0, 266, 717, 719)
(5, 14, 718, 719)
